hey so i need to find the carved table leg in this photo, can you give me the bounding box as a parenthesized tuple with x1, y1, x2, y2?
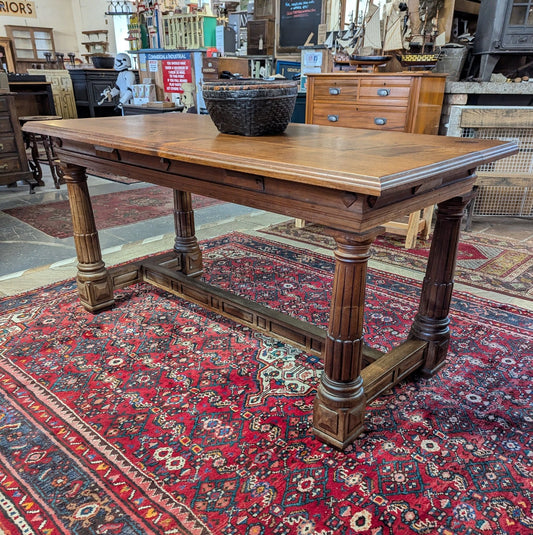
(409, 192, 475, 377)
(173, 190, 203, 277)
(63, 163, 114, 313)
(313, 228, 381, 449)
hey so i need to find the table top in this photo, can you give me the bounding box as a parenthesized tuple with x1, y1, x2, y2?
(23, 114, 517, 196)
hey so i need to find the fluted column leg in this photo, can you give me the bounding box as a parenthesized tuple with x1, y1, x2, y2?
(409, 192, 474, 376)
(173, 190, 203, 277)
(313, 228, 381, 449)
(63, 163, 114, 312)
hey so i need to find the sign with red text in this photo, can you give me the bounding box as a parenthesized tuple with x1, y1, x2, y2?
(0, 1, 36, 17)
(162, 57, 192, 94)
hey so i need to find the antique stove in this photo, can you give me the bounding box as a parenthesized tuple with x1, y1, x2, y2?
(474, 0, 533, 80)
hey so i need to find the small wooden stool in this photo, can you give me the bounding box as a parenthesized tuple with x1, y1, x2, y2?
(19, 115, 63, 189)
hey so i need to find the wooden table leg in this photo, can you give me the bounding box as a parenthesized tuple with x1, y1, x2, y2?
(409, 192, 475, 376)
(63, 163, 114, 313)
(313, 228, 381, 449)
(173, 190, 203, 277)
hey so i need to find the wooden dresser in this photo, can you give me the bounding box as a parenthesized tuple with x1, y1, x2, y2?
(0, 92, 34, 191)
(305, 72, 446, 133)
(305, 72, 447, 247)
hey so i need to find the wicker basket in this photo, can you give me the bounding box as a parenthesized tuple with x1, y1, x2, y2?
(202, 79, 298, 136)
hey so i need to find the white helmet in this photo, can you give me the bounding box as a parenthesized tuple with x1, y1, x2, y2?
(114, 53, 131, 71)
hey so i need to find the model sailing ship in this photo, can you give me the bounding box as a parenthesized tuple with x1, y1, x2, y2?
(332, 0, 443, 69)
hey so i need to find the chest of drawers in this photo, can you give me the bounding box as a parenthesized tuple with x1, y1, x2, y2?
(304, 73, 447, 247)
(305, 72, 446, 134)
(0, 92, 34, 190)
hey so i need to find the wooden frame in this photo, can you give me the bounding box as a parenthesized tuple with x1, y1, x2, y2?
(0, 37, 16, 72)
(447, 105, 533, 226)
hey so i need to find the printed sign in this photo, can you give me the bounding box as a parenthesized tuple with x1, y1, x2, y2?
(162, 58, 192, 93)
(0, 1, 37, 17)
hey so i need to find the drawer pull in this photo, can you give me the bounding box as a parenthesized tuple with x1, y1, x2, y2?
(0, 143, 3, 151)
(328, 114, 339, 122)
(329, 87, 341, 95)
(377, 88, 390, 97)
(374, 117, 387, 125)
(0, 163, 9, 171)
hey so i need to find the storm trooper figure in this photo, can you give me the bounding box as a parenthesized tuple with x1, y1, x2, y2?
(98, 53, 135, 111)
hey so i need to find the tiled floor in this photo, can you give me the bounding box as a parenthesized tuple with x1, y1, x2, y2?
(1, 168, 532, 311)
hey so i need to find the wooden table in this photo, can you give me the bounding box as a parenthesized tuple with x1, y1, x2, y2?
(23, 114, 517, 450)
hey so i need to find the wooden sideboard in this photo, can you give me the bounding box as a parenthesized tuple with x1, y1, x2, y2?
(0, 92, 35, 191)
(305, 72, 447, 247)
(69, 68, 138, 118)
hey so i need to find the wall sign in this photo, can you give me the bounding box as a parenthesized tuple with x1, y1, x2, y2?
(0, 1, 37, 18)
(162, 57, 192, 93)
(279, 0, 323, 49)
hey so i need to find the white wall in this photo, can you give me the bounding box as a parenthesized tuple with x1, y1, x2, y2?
(0, 0, 115, 61)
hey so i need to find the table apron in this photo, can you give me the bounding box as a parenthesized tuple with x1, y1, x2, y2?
(56, 149, 477, 234)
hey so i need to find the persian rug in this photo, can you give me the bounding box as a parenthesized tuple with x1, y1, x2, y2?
(0, 232, 531, 534)
(3, 186, 223, 239)
(260, 220, 533, 301)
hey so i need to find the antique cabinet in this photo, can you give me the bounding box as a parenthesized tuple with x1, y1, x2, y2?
(28, 69, 78, 119)
(0, 92, 35, 190)
(5, 26, 55, 73)
(305, 72, 447, 247)
(8, 74, 56, 117)
(69, 68, 139, 118)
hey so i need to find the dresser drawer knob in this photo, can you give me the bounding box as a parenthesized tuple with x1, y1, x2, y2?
(374, 117, 387, 125)
(377, 88, 390, 97)
(0, 163, 8, 172)
(328, 114, 339, 122)
(329, 87, 341, 95)
(0, 143, 3, 152)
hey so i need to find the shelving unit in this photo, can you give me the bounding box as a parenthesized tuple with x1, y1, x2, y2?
(80, 30, 109, 62)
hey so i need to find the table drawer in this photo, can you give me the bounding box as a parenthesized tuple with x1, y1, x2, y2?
(311, 78, 360, 100)
(311, 103, 407, 130)
(0, 136, 17, 154)
(0, 156, 23, 175)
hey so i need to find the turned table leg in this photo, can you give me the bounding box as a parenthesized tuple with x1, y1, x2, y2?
(173, 190, 203, 277)
(313, 228, 381, 449)
(63, 163, 114, 313)
(409, 192, 475, 376)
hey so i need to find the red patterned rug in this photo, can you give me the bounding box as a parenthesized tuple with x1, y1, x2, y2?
(3, 186, 223, 239)
(260, 220, 533, 301)
(0, 233, 531, 534)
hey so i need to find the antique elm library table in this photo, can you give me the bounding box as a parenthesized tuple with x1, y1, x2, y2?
(24, 114, 516, 450)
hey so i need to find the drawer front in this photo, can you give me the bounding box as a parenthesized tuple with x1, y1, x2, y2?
(0, 156, 22, 175)
(311, 103, 407, 131)
(0, 136, 17, 154)
(358, 80, 411, 106)
(311, 78, 360, 100)
(0, 116, 13, 133)
(0, 97, 9, 113)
